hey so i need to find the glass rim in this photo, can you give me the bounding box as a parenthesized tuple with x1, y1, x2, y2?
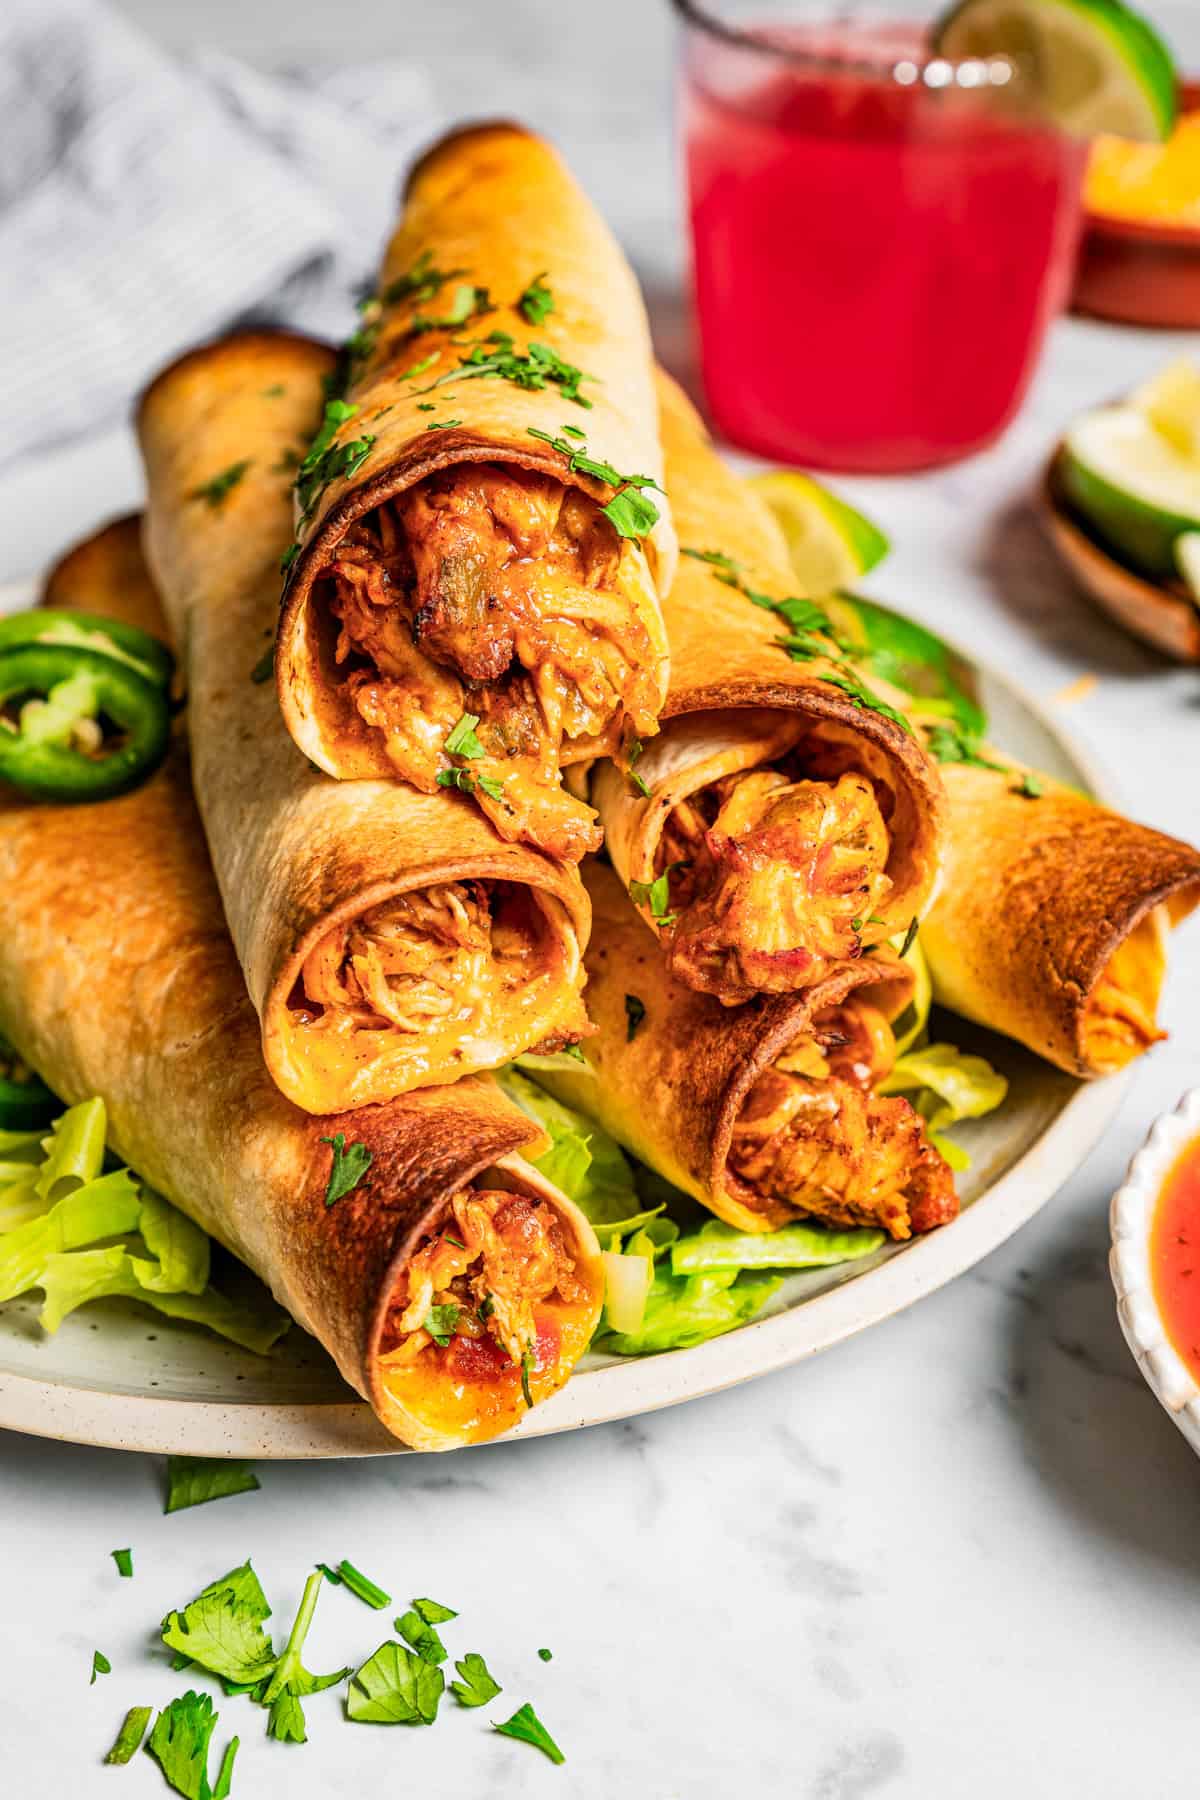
(668, 0, 1024, 92)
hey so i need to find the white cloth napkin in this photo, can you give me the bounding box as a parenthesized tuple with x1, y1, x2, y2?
(0, 0, 441, 464)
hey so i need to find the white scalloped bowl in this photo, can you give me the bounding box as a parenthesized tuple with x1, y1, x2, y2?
(1110, 1089, 1200, 1456)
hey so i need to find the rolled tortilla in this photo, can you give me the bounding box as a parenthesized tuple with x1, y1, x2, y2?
(592, 373, 944, 1006)
(0, 517, 603, 1450)
(277, 122, 675, 864)
(920, 754, 1200, 1077)
(536, 862, 957, 1241)
(139, 331, 591, 1116)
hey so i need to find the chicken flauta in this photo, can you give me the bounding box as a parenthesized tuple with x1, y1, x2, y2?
(728, 991, 956, 1241)
(318, 464, 662, 861)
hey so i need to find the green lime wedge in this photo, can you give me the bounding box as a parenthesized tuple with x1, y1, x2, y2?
(747, 470, 890, 595)
(1061, 404, 1200, 577)
(825, 595, 987, 736)
(1173, 532, 1200, 604)
(934, 0, 1177, 141)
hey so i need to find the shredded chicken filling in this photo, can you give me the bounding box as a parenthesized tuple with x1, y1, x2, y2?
(656, 763, 894, 1005)
(383, 1188, 588, 1372)
(293, 879, 566, 1043)
(1081, 913, 1167, 1070)
(318, 464, 660, 861)
(728, 996, 957, 1241)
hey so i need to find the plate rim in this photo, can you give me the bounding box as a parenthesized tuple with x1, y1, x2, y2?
(0, 570, 1137, 1457)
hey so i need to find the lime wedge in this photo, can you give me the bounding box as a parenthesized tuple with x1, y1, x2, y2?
(747, 471, 890, 595)
(1174, 532, 1200, 604)
(1061, 390, 1200, 577)
(934, 0, 1177, 141)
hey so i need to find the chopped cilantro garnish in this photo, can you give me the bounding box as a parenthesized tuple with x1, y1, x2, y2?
(526, 427, 661, 537)
(518, 272, 554, 325)
(249, 644, 274, 685)
(146, 1692, 237, 1800)
(318, 1132, 373, 1207)
(925, 724, 1007, 772)
(477, 772, 505, 802)
(445, 712, 486, 758)
(294, 400, 375, 521)
(538, 1647, 553, 1662)
(269, 448, 301, 475)
(410, 283, 492, 335)
(335, 1560, 392, 1611)
(629, 871, 675, 925)
(188, 461, 251, 510)
(259, 1570, 350, 1744)
(111, 1547, 133, 1579)
(346, 1641, 444, 1725)
(624, 994, 646, 1041)
(402, 352, 441, 383)
(418, 335, 594, 407)
(413, 1598, 457, 1624)
(494, 1701, 565, 1764)
(603, 486, 660, 541)
(416, 401, 436, 411)
(422, 1303, 459, 1348)
(426, 417, 463, 430)
(161, 1562, 276, 1686)
(850, 917, 863, 933)
(316, 1562, 342, 1585)
(382, 250, 467, 308)
(450, 1651, 501, 1708)
(91, 1649, 111, 1685)
(821, 673, 913, 735)
(279, 542, 300, 578)
(164, 1459, 260, 1514)
(1015, 771, 1044, 799)
(899, 918, 919, 960)
(520, 1348, 535, 1409)
(104, 1705, 152, 1765)
(396, 1609, 448, 1666)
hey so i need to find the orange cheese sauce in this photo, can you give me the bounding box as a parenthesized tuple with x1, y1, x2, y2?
(1151, 1134, 1200, 1383)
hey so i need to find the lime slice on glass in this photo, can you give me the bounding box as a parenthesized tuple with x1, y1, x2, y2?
(1061, 398, 1200, 578)
(934, 0, 1177, 141)
(1173, 532, 1200, 604)
(746, 470, 890, 595)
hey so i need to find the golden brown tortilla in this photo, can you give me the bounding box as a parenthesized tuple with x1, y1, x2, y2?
(0, 517, 602, 1450)
(138, 331, 591, 1115)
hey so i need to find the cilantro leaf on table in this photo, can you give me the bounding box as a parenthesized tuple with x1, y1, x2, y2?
(538, 1647, 553, 1662)
(259, 1571, 349, 1745)
(396, 1609, 448, 1666)
(104, 1705, 152, 1765)
(164, 1459, 260, 1515)
(161, 1561, 276, 1687)
(111, 1547, 133, 1578)
(331, 1560, 391, 1610)
(145, 1692, 238, 1800)
(449, 1651, 501, 1709)
(91, 1649, 111, 1685)
(494, 1701, 565, 1764)
(412, 1597, 457, 1624)
(346, 1641, 444, 1725)
(318, 1133, 373, 1207)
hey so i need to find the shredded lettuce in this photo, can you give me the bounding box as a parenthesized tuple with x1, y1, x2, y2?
(0, 1097, 289, 1353)
(595, 1267, 783, 1356)
(880, 1040, 1008, 1169)
(671, 1219, 885, 1275)
(495, 1068, 661, 1237)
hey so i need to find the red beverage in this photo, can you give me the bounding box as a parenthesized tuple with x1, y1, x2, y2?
(679, 13, 1088, 472)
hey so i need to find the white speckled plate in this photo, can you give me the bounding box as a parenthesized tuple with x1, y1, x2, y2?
(0, 579, 1131, 1457)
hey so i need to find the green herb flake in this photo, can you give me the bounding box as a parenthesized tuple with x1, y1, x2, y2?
(188, 461, 252, 511)
(413, 1597, 457, 1624)
(603, 486, 660, 541)
(417, 336, 594, 407)
(145, 1691, 237, 1800)
(111, 1547, 133, 1579)
(279, 542, 300, 578)
(518, 272, 555, 325)
(821, 673, 913, 735)
(1015, 771, 1045, 799)
(261, 385, 286, 398)
(421, 1303, 459, 1349)
(396, 1609, 448, 1666)
(382, 250, 467, 309)
(294, 399, 376, 521)
(249, 644, 274, 685)
(164, 1459, 260, 1515)
(317, 1562, 342, 1585)
(629, 871, 675, 925)
(402, 352, 441, 383)
(925, 724, 1007, 773)
(336, 1560, 392, 1611)
(91, 1649, 111, 1685)
(318, 1132, 374, 1207)
(624, 994, 646, 1041)
(104, 1705, 152, 1765)
(416, 402, 437, 411)
(346, 1641, 444, 1725)
(537, 1647, 553, 1662)
(436, 768, 476, 794)
(445, 712, 486, 759)
(425, 417, 463, 430)
(450, 1650, 502, 1708)
(520, 1348, 535, 1409)
(477, 773, 505, 802)
(161, 1561, 276, 1687)
(899, 918, 919, 960)
(259, 1569, 350, 1745)
(494, 1701, 565, 1764)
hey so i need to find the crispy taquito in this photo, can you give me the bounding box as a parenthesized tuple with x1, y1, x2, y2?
(0, 518, 603, 1450)
(276, 122, 675, 863)
(139, 331, 591, 1116)
(536, 862, 957, 1241)
(591, 374, 942, 1007)
(920, 754, 1200, 1077)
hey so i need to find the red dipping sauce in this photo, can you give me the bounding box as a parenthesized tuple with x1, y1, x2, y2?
(1151, 1136, 1200, 1382)
(678, 10, 1088, 472)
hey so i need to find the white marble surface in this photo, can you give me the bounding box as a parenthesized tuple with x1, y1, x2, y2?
(3, 5, 1200, 1797)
